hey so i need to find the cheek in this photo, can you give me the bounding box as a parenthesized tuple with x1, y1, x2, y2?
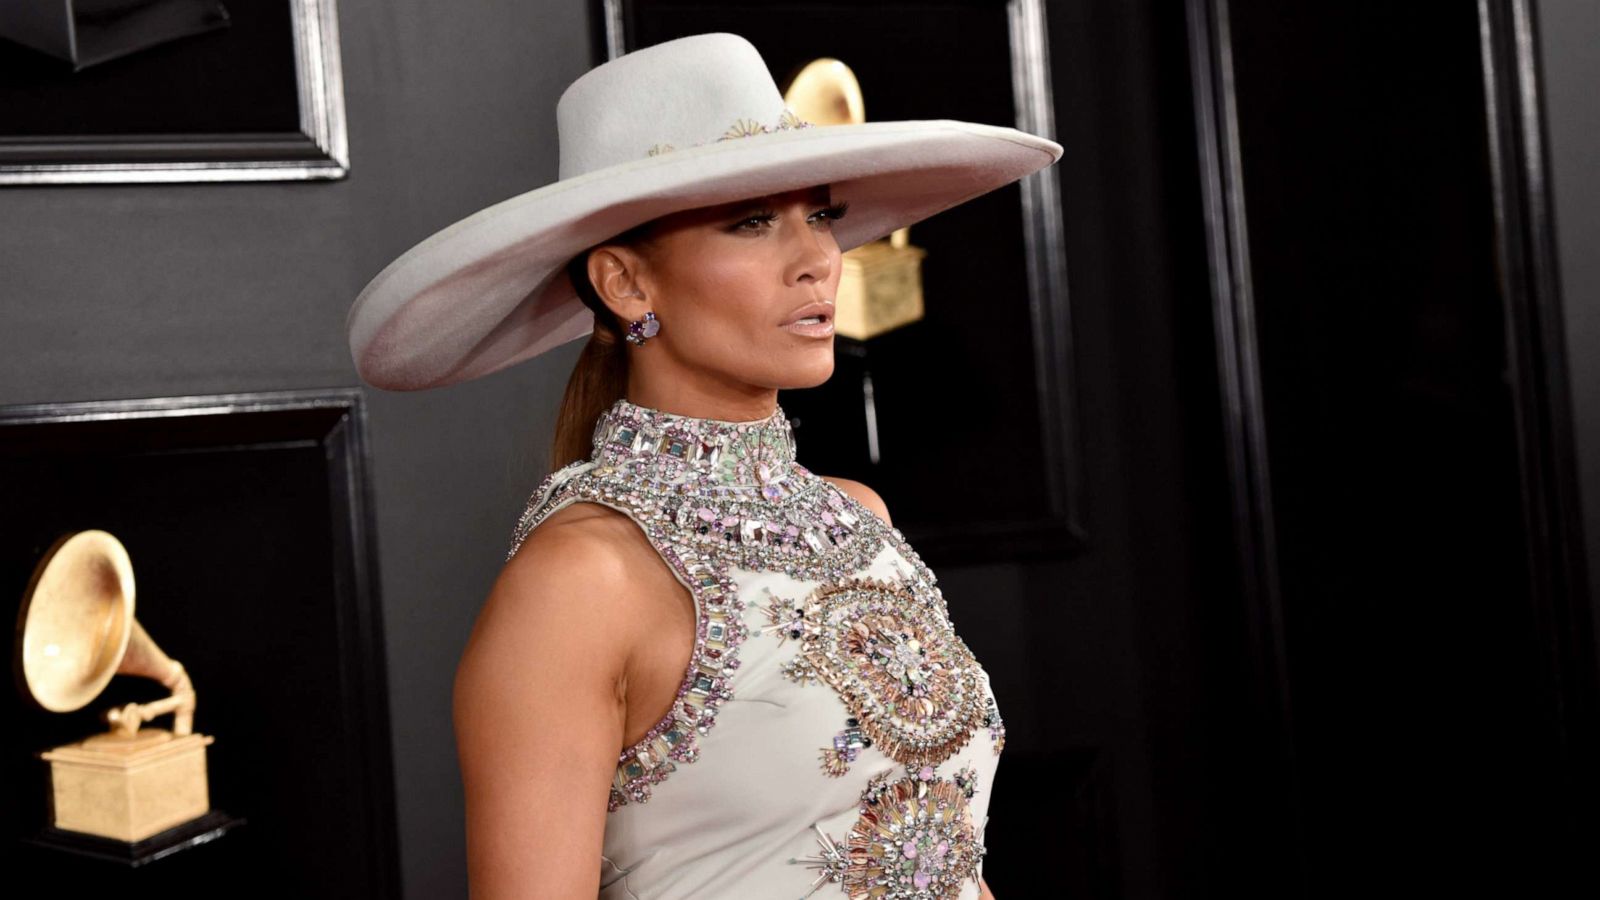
(668, 252, 781, 335)
(692, 253, 769, 300)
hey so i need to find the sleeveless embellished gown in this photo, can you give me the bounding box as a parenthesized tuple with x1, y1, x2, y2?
(507, 398, 1008, 900)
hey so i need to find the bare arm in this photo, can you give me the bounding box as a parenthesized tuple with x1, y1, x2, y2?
(453, 521, 633, 899)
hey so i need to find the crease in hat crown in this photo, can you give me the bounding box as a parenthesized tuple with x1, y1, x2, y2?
(556, 33, 794, 180)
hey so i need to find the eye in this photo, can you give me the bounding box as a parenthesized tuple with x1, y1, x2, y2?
(810, 201, 850, 225)
(731, 201, 850, 233)
(733, 208, 779, 232)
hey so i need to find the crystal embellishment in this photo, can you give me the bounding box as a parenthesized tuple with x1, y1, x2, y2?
(821, 716, 873, 777)
(791, 763, 986, 899)
(773, 575, 988, 769)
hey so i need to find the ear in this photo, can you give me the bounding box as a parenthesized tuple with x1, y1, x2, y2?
(587, 245, 652, 322)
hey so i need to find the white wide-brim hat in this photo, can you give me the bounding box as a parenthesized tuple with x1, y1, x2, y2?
(347, 32, 1063, 391)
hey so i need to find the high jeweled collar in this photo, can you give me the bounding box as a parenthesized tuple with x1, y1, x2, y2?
(588, 396, 799, 491)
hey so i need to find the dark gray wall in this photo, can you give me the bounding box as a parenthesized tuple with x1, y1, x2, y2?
(1537, 0, 1600, 606)
(0, 1, 590, 897)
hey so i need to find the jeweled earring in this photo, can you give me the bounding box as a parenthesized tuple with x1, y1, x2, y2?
(625, 310, 660, 346)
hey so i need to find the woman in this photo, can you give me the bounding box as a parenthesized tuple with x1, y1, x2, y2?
(347, 32, 1060, 900)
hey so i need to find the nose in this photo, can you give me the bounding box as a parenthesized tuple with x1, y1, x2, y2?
(786, 209, 836, 287)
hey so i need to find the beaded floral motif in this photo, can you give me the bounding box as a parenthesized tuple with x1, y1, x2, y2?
(791, 762, 986, 899)
(770, 575, 988, 770)
(874, 545, 1013, 753)
(645, 107, 814, 157)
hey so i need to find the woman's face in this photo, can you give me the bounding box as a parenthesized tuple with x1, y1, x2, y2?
(589, 184, 846, 414)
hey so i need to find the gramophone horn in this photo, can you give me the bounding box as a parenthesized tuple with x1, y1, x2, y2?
(782, 56, 865, 127)
(16, 529, 193, 736)
(16, 529, 137, 714)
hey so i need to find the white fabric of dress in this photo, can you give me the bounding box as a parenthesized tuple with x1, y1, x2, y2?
(507, 398, 1008, 900)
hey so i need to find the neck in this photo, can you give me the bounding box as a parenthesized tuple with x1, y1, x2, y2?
(622, 373, 779, 424)
(589, 396, 799, 490)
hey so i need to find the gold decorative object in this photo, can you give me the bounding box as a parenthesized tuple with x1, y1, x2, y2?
(15, 529, 216, 843)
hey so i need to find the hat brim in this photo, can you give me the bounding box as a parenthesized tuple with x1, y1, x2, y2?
(347, 118, 1062, 391)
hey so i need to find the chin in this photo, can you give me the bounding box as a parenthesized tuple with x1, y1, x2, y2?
(779, 356, 834, 390)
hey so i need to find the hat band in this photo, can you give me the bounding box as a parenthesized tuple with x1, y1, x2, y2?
(645, 107, 815, 158)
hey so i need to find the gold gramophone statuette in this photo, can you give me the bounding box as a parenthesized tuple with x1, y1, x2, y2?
(783, 58, 929, 341)
(15, 529, 216, 843)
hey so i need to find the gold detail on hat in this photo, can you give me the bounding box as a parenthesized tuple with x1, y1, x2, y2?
(643, 108, 814, 157)
(776, 107, 808, 130)
(722, 117, 769, 139)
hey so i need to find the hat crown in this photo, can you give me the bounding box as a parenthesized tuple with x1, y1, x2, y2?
(556, 33, 791, 180)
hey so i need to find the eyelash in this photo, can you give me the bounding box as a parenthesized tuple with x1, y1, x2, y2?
(734, 201, 851, 231)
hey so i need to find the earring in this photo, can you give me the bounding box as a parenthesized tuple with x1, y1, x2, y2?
(625, 310, 659, 346)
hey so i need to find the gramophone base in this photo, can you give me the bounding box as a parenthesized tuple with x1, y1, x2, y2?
(25, 808, 245, 868)
(835, 238, 927, 340)
(39, 729, 216, 842)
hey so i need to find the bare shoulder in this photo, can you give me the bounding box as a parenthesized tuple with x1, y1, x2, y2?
(818, 475, 893, 527)
(467, 498, 688, 693)
(458, 501, 640, 705)
(482, 501, 655, 642)
(528, 497, 633, 538)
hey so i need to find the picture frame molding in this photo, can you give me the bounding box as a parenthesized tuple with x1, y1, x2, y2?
(0, 0, 350, 185)
(0, 386, 399, 894)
